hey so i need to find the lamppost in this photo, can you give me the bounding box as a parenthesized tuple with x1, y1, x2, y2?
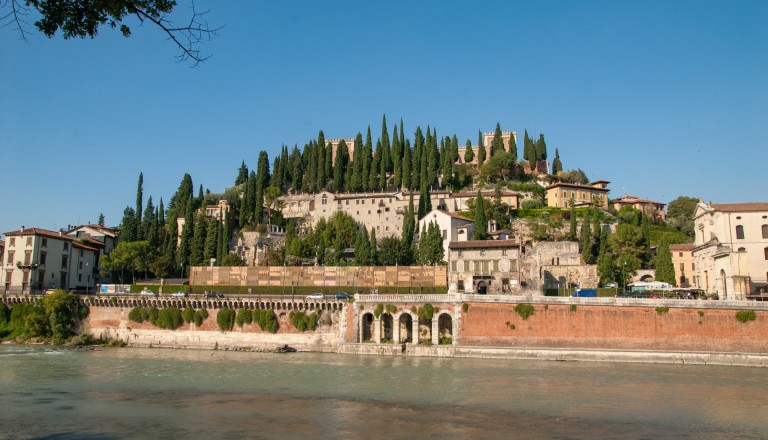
(85, 262, 90, 295)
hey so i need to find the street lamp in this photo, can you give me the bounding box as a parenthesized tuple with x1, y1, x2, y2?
(86, 262, 90, 295)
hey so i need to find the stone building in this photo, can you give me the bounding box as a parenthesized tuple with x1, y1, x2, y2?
(447, 239, 521, 294)
(232, 226, 285, 267)
(520, 241, 599, 291)
(612, 194, 666, 221)
(417, 209, 475, 259)
(692, 202, 768, 299)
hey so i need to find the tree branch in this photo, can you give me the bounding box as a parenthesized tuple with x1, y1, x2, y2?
(0, 0, 30, 41)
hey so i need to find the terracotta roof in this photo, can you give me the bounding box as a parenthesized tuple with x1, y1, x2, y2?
(79, 238, 106, 248)
(614, 196, 665, 206)
(72, 242, 99, 252)
(449, 239, 519, 249)
(669, 243, 694, 251)
(4, 228, 71, 240)
(545, 182, 610, 192)
(710, 203, 768, 212)
(66, 224, 118, 237)
(445, 212, 474, 222)
(451, 190, 519, 198)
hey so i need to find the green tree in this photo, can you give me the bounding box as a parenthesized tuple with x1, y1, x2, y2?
(655, 240, 676, 285)
(97, 213, 105, 226)
(135, 172, 143, 239)
(119, 206, 137, 243)
(490, 122, 504, 157)
(333, 139, 349, 192)
(508, 131, 517, 162)
(480, 151, 514, 183)
(464, 139, 474, 163)
(535, 134, 548, 160)
(235, 160, 248, 186)
(401, 139, 412, 190)
(666, 195, 699, 239)
(473, 191, 488, 240)
(477, 129, 485, 166)
(552, 148, 563, 174)
(354, 227, 371, 265)
(568, 197, 577, 240)
(369, 228, 378, 265)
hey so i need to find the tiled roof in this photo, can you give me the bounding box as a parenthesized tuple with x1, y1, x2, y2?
(545, 182, 610, 192)
(449, 239, 519, 249)
(451, 190, 519, 198)
(669, 243, 694, 251)
(4, 228, 71, 240)
(445, 212, 474, 222)
(614, 196, 665, 206)
(72, 242, 99, 252)
(710, 203, 768, 212)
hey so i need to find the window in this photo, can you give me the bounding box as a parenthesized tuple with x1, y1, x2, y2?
(680, 263, 684, 271)
(493, 260, 499, 271)
(63, 243, 69, 252)
(40, 253, 46, 265)
(738, 247, 746, 252)
(502, 249, 507, 256)
(42, 238, 47, 247)
(79, 261, 83, 270)
(62, 255, 68, 269)
(764, 247, 768, 260)
(345, 201, 349, 205)
(679, 252, 683, 257)
(502, 278, 510, 292)
(26, 237, 32, 246)
(510, 259, 518, 271)
(442, 230, 447, 239)
(9, 237, 14, 246)
(692, 262, 695, 270)
(5, 270, 12, 282)
(736, 225, 744, 239)
(762, 224, 768, 239)
(6, 251, 14, 265)
(457, 280, 464, 292)
(24, 250, 31, 265)
(78, 274, 82, 282)
(321, 197, 327, 205)
(451, 261, 457, 271)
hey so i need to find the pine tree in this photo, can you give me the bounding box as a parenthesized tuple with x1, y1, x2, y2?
(204, 218, 218, 262)
(552, 148, 563, 174)
(464, 139, 474, 163)
(98, 213, 105, 226)
(473, 191, 487, 239)
(477, 130, 486, 166)
(190, 212, 206, 266)
(235, 160, 248, 186)
(135, 172, 143, 239)
(290, 145, 303, 190)
(141, 196, 155, 240)
(119, 206, 137, 242)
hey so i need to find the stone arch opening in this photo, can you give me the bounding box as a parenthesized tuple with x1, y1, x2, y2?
(438, 313, 453, 344)
(418, 316, 432, 344)
(381, 313, 394, 342)
(398, 313, 414, 343)
(720, 269, 728, 299)
(361, 313, 374, 342)
(640, 274, 654, 282)
(476, 280, 488, 294)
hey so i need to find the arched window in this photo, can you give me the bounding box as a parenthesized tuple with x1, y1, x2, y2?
(738, 247, 746, 252)
(764, 247, 768, 260)
(736, 225, 745, 240)
(762, 224, 768, 239)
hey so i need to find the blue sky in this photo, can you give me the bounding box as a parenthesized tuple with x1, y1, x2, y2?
(2, 0, 766, 237)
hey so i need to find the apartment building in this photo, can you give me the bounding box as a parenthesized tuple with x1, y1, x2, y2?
(447, 239, 521, 294)
(669, 243, 695, 288)
(1, 227, 98, 293)
(613, 194, 666, 221)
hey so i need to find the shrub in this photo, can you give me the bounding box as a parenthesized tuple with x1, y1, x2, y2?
(570, 304, 577, 312)
(289, 310, 318, 332)
(236, 308, 252, 327)
(514, 304, 535, 320)
(736, 310, 756, 323)
(385, 304, 397, 314)
(78, 304, 90, 321)
(655, 307, 670, 315)
(198, 308, 209, 319)
(462, 303, 469, 313)
(418, 303, 435, 320)
(128, 307, 146, 323)
(374, 304, 384, 319)
(439, 337, 453, 345)
(521, 199, 544, 209)
(193, 310, 206, 326)
(156, 308, 183, 330)
(182, 307, 196, 323)
(253, 309, 278, 333)
(147, 307, 160, 326)
(697, 310, 705, 317)
(216, 308, 236, 331)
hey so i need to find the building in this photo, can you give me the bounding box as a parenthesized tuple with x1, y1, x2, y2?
(1, 227, 98, 293)
(417, 209, 475, 259)
(691, 202, 768, 300)
(447, 239, 521, 294)
(280, 189, 519, 239)
(65, 224, 117, 284)
(669, 243, 695, 288)
(613, 194, 666, 221)
(545, 180, 610, 209)
(178, 199, 233, 243)
(521, 241, 599, 291)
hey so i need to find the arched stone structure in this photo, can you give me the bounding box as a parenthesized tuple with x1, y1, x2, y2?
(360, 312, 374, 342)
(395, 311, 417, 343)
(437, 312, 454, 345)
(380, 313, 393, 342)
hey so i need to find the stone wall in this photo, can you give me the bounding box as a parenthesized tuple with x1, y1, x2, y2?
(459, 302, 768, 353)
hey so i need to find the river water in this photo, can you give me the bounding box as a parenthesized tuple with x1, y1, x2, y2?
(1, 344, 766, 439)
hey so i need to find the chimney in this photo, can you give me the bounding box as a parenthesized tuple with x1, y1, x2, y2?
(20, 226, 24, 232)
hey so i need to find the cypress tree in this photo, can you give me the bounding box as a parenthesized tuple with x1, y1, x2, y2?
(464, 139, 474, 163)
(381, 114, 391, 173)
(536, 134, 548, 161)
(98, 213, 105, 226)
(290, 145, 303, 190)
(412, 126, 423, 190)
(135, 172, 143, 239)
(177, 205, 195, 269)
(272, 155, 283, 191)
(523, 129, 533, 162)
(508, 131, 518, 162)
(316, 133, 327, 191)
(402, 193, 416, 248)
(491, 123, 503, 157)
(362, 127, 372, 192)
(568, 197, 577, 240)
(401, 139, 412, 191)
(351, 132, 364, 192)
(235, 160, 248, 186)
(147, 213, 159, 249)
(392, 124, 402, 189)
(333, 139, 349, 192)
(369, 139, 381, 191)
(426, 126, 439, 189)
(477, 130, 486, 166)
(203, 218, 218, 261)
(655, 240, 676, 285)
(324, 140, 333, 191)
(473, 191, 487, 240)
(379, 142, 387, 190)
(552, 148, 563, 174)
(142, 196, 155, 240)
(369, 228, 378, 265)
(580, 219, 593, 264)
(304, 141, 316, 193)
(354, 227, 370, 265)
(190, 212, 207, 266)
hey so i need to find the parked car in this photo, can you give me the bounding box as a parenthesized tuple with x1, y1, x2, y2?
(334, 292, 352, 300)
(306, 293, 324, 300)
(139, 288, 157, 297)
(170, 291, 187, 298)
(204, 291, 224, 299)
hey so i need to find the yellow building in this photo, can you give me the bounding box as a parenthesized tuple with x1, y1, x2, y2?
(545, 180, 610, 209)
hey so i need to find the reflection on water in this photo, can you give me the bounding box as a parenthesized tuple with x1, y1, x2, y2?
(0, 345, 766, 439)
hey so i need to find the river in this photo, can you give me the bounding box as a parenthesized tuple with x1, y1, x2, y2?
(0, 344, 766, 439)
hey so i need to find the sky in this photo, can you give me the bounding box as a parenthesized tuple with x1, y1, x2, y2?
(2, 0, 767, 238)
